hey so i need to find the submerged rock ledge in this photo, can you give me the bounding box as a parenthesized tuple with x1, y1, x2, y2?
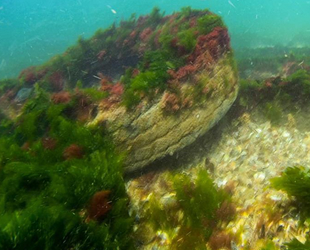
(89, 10, 239, 171)
(93, 59, 238, 171)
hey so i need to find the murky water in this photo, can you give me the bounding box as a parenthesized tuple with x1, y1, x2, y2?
(1, 1, 310, 249)
(1, 0, 310, 79)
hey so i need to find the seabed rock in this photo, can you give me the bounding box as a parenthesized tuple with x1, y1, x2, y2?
(0, 8, 239, 172)
(90, 10, 239, 172)
(93, 60, 238, 172)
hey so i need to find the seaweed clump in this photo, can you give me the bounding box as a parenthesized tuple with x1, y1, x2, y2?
(271, 167, 310, 249)
(271, 167, 310, 220)
(285, 239, 310, 250)
(236, 66, 310, 126)
(140, 169, 236, 249)
(0, 85, 134, 249)
(238, 61, 310, 104)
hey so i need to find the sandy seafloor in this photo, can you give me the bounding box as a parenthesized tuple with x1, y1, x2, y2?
(126, 102, 310, 249)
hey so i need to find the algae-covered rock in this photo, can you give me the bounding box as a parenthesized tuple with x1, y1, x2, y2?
(95, 60, 237, 172)
(90, 9, 239, 171)
(0, 8, 238, 172)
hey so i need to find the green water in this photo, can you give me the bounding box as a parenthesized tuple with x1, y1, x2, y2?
(0, 0, 310, 79)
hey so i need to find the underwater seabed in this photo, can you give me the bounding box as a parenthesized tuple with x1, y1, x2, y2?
(126, 96, 310, 250)
(2, 7, 310, 250)
(235, 46, 310, 81)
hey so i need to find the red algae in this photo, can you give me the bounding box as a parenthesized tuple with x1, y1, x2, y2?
(63, 144, 84, 160)
(51, 91, 71, 104)
(88, 190, 112, 221)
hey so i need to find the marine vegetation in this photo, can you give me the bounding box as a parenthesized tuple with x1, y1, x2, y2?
(0, 7, 236, 249)
(285, 239, 310, 250)
(0, 85, 134, 250)
(271, 166, 310, 249)
(260, 240, 278, 250)
(263, 100, 283, 125)
(140, 169, 236, 250)
(236, 46, 310, 78)
(236, 64, 310, 126)
(271, 166, 310, 220)
(0, 6, 231, 113)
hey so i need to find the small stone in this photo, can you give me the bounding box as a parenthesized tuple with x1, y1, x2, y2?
(14, 87, 32, 102)
(254, 172, 265, 182)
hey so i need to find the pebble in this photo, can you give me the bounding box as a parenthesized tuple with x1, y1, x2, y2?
(210, 111, 310, 248)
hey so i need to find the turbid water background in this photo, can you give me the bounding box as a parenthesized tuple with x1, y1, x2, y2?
(0, 0, 310, 79)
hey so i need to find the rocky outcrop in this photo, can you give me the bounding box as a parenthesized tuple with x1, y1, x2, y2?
(88, 9, 239, 172)
(93, 57, 238, 172)
(0, 8, 239, 172)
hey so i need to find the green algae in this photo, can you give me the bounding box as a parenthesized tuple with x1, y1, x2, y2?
(285, 239, 310, 250)
(142, 169, 235, 250)
(271, 166, 310, 220)
(0, 8, 235, 249)
(197, 14, 224, 34)
(264, 101, 283, 125)
(237, 66, 310, 126)
(286, 69, 310, 95)
(0, 86, 134, 249)
(177, 29, 197, 52)
(260, 241, 278, 250)
(271, 167, 310, 249)
(0, 7, 233, 113)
